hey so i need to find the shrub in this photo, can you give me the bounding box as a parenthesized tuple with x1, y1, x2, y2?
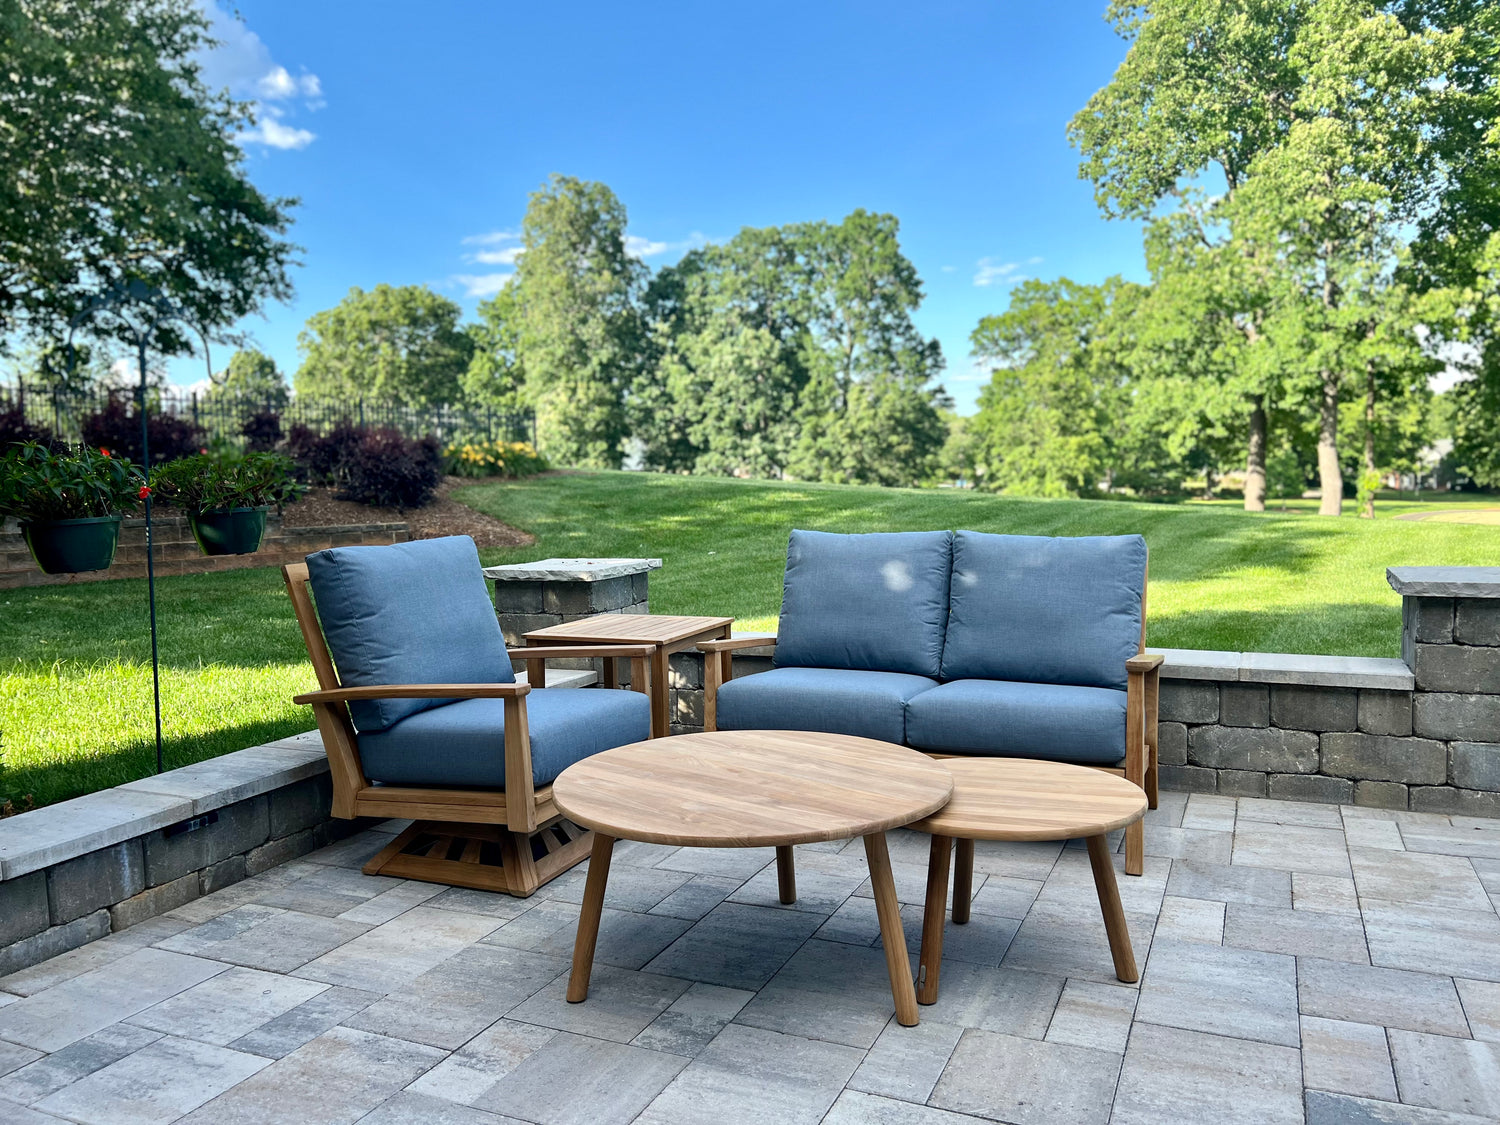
(241, 410, 283, 452)
(80, 394, 204, 465)
(149, 452, 306, 514)
(286, 422, 364, 484)
(0, 442, 145, 522)
(445, 438, 548, 479)
(0, 406, 60, 452)
(336, 429, 442, 510)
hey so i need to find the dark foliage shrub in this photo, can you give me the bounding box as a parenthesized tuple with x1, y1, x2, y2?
(80, 394, 204, 465)
(286, 422, 364, 484)
(0, 406, 59, 452)
(335, 429, 442, 510)
(241, 410, 283, 452)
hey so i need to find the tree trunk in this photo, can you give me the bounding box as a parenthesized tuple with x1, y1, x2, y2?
(1244, 396, 1267, 512)
(1317, 371, 1342, 516)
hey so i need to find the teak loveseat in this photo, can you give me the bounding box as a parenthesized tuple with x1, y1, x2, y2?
(701, 529, 1162, 874)
(284, 535, 653, 896)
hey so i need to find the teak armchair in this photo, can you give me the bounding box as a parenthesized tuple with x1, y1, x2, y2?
(284, 556, 654, 896)
(700, 530, 1162, 876)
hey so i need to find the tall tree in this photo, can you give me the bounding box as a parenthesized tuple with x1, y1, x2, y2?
(210, 348, 288, 409)
(295, 284, 473, 407)
(512, 175, 646, 468)
(0, 0, 296, 350)
(462, 281, 525, 411)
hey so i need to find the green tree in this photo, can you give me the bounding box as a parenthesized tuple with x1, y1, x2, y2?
(970, 278, 1144, 497)
(209, 348, 288, 409)
(512, 175, 646, 468)
(295, 284, 474, 407)
(462, 281, 525, 411)
(0, 0, 295, 350)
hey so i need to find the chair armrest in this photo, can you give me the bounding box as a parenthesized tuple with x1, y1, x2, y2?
(698, 636, 778, 654)
(293, 683, 532, 705)
(1126, 653, 1165, 674)
(508, 645, 657, 660)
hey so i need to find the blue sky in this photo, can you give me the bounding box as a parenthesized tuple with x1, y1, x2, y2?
(188, 0, 1147, 413)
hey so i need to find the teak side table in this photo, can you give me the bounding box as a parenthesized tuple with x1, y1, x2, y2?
(909, 757, 1148, 1004)
(551, 730, 954, 1027)
(523, 613, 732, 738)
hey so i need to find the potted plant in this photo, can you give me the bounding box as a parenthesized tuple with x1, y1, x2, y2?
(0, 442, 145, 574)
(149, 452, 305, 556)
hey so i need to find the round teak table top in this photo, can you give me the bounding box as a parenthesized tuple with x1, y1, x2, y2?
(551, 730, 954, 847)
(909, 757, 1147, 842)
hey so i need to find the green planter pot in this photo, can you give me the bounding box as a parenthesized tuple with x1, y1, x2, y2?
(188, 506, 269, 556)
(20, 515, 123, 575)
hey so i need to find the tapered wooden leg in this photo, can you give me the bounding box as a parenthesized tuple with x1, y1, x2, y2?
(776, 845, 797, 904)
(650, 648, 669, 737)
(918, 834, 952, 1005)
(1124, 819, 1144, 877)
(566, 832, 616, 1002)
(1086, 833, 1138, 983)
(864, 832, 919, 1027)
(952, 837, 974, 924)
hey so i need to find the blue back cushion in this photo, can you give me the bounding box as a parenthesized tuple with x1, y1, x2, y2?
(306, 535, 515, 732)
(940, 532, 1146, 690)
(774, 529, 953, 678)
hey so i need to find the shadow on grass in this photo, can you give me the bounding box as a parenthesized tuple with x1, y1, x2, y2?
(2, 712, 314, 812)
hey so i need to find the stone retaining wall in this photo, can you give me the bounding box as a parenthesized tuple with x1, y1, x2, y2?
(1, 515, 409, 589)
(0, 734, 351, 975)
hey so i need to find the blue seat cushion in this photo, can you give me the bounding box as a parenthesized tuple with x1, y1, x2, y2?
(941, 531, 1146, 690)
(774, 529, 953, 678)
(906, 679, 1127, 764)
(306, 536, 515, 733)
(357, 687, 650, 789)
(716, 667, 939, 745)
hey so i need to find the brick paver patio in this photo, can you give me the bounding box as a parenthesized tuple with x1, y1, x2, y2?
(1, 792, 1498, 1124)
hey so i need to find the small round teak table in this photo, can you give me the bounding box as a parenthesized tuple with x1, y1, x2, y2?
(910, 757, 1148, 1005)
(551, 730, 954, 1026)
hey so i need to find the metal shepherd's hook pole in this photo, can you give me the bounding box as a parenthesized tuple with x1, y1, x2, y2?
(137, 333, 164, 773)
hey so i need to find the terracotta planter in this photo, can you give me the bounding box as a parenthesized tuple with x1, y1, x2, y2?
(20, 515, 122, 574)
(188, 506, 268, 556)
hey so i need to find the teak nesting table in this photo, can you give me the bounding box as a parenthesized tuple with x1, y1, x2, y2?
(524, 614, 733, 739)
(551, 730, 953, 1026)
(910, 757, 1149, 1003)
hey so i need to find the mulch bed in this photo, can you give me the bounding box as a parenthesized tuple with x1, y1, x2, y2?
(281, 477, 534, 549)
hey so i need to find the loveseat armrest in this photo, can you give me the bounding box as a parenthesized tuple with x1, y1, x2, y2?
(293, 682, 532, 705)
(1125, 653, 1164, 674)
(698, 635, 779, 654)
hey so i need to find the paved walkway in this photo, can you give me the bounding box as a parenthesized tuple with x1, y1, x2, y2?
(0, 793, 1497, 1124)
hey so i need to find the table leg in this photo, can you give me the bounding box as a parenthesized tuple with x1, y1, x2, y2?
(776, 845, 797, 904)
(1085, 834, 1138, 983)
(650, 647, 669, 738)
(918, 834, 952, 1005)
(567, 832, 616, 1002)
(952, 838, 974, 924)
(864, 832, 919, 1027)
(603, 657, 618, 690)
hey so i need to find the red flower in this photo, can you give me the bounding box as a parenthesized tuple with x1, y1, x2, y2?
(200, 448, 208, 455)
(99, 448, 110, 458)
(138, 485, 152, 500)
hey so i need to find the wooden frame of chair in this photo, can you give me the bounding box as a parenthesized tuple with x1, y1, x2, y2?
(698, 555, 1161, 877)
(283, 561, 655, 897)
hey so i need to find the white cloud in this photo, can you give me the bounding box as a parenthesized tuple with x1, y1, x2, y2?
(463, 230, 522, 246)
(453, 273, 514, 298)
(625, 235, 670, 258)
(941, 265, 956, 273)
(973, 257, 1034, 288)
(472, 246, 525, 266)
(197, 3, 322, 150)
(462, 230, 524, 266)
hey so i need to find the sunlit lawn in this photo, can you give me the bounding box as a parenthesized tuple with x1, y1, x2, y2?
(3, 471, 1495, 810)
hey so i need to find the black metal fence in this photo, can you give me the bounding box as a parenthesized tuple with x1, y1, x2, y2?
(0, 379, 536, 449)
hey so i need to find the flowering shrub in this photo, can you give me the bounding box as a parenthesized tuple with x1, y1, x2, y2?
(0, 442, 144, 522)
(149, 452, 306, 514)
(444, 439, 548, 479)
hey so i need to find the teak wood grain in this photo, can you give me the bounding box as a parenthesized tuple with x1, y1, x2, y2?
(551, 730, 954, 847)
(909, 757, 1148, 841)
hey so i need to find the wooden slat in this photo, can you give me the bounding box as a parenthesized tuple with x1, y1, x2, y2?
(909, 758, 1147, 842)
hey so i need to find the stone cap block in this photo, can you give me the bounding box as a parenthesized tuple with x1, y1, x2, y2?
(1388, 566, 1500, 599)
(1153, 648, 1241, 681)
(484, 558, 662, 583)
(1239, 652, 1414, 691)
(0, 788, 190, 881)
(118, 743, 330, 818)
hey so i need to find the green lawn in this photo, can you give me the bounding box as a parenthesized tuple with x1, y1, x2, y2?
(3, 470, 1495, 811)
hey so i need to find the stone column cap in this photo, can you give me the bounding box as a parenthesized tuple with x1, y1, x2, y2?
(1388, 566, 1500, 599)
(483, 557, 663, 583)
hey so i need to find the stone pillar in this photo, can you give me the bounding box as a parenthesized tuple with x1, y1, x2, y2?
(483, 558, 661, 674)
(1389, 566, 1500, 813)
